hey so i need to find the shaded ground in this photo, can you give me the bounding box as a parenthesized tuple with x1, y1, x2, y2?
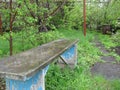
(91, 39, 120, 79)
(0, 78, 5, 90)
(111, 46, 120, 56)
(116, 46, 120, 55)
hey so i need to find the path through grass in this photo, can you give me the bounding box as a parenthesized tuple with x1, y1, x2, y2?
(0, 29, 120, 90)
(46, 29, 120, 90)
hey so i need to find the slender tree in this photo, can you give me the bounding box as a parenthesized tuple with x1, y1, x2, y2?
(0, 14, 3, 35)
(9, 0, 19, 55)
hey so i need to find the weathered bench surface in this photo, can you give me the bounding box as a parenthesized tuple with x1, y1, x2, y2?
(0, 39, 78, 80)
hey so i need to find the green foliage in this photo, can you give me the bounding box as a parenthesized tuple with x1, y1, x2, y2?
(0, 50, 3, 56)
(85, 0, 120, 29)
(57, 29, 102, 67)
(98, 33, 117, 49)
(45, 29, 110, 90)
(46, 64, 75, 90)
(106, 0, 120, 22)
(0, 30, 63, 56)
(111, 80, 120, 90)
(97, 32, 120, 62)
(0, 35, 9, 57)
(63, 2, 83, 30)
(46, 64, 114, 90)
(37, 30, 64, 44)
(0, 0, 120, 89)
(1, 0, 120, 32)
(45, 29, 120, 90)
(111, 31, 120, 46)
(0, 0, 65, 32)
(0, 28, 120, 90)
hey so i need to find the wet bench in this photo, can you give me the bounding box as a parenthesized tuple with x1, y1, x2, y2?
(0, 39, 78, 90)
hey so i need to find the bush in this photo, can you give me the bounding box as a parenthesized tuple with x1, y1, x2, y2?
(112, 31, 120, 46)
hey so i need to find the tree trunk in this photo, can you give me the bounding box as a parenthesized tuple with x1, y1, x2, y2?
(0, 14, 3, 35)
(38, 18, 48, 32)
(36, 1, 49, 32)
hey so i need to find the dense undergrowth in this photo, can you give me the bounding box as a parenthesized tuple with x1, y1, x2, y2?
(97, 30, 120, 61)
(45, 29, 120, 90)
(0, 29, 120, 90)
(0, 30, 63, 57)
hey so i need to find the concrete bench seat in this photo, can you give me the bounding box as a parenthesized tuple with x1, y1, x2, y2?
(0, 39, 78, 90)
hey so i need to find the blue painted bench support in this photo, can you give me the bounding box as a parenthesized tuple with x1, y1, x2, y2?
(0, 39, 78, 90)
(6, 65, 49, 90)
(58, 44, 77, 68)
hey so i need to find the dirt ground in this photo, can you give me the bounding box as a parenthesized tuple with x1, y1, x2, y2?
(0, 78, 5, 90)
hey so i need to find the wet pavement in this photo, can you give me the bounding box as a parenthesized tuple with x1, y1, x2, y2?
(91, 40, 120, 80)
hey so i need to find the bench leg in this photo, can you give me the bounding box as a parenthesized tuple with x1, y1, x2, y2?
(58, 44, 77, 68)
(6, 66, 49, 90)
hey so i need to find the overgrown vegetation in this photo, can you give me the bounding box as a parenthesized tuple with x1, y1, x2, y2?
(97, 30, 120, 61)
(0, 0, 120, 90)
(0, 29, 120, 90)
(45, 29, 120, 90)
(112, 31, 120, 46)
(0, 0, 120, 55)
(0, 30, 63, 57)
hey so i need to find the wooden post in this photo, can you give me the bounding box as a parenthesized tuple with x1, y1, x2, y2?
(83, 0, 86, 36)
(9, 0, 13, 56)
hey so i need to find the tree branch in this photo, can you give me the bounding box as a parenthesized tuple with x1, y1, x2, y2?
(48, 0, 67, 17)
(24, 0, 36, 19)
(11, 4, 21, 23)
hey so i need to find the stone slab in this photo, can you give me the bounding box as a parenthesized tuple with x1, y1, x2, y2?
(0, 39, 79, 80)
(91, 62, 120, 79)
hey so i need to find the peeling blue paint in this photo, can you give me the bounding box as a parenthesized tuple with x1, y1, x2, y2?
(61, 45, 76, 60)
(61, 45, 77, 65)
(5, 45, 77, 90)
(6, 66, 49, 90)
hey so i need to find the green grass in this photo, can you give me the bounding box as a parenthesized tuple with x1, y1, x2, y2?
(59, 29, 102, 66)
(0, 30, 63, 57)
(45, 29, 120, 90)
(96, 31, 120, 62)
(0, 36, 9, 57)
(0, 29, 120, 90)
(97, 33, 117, 49)
(111, 80, 120, 90)
(46, 64, 114, 90)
